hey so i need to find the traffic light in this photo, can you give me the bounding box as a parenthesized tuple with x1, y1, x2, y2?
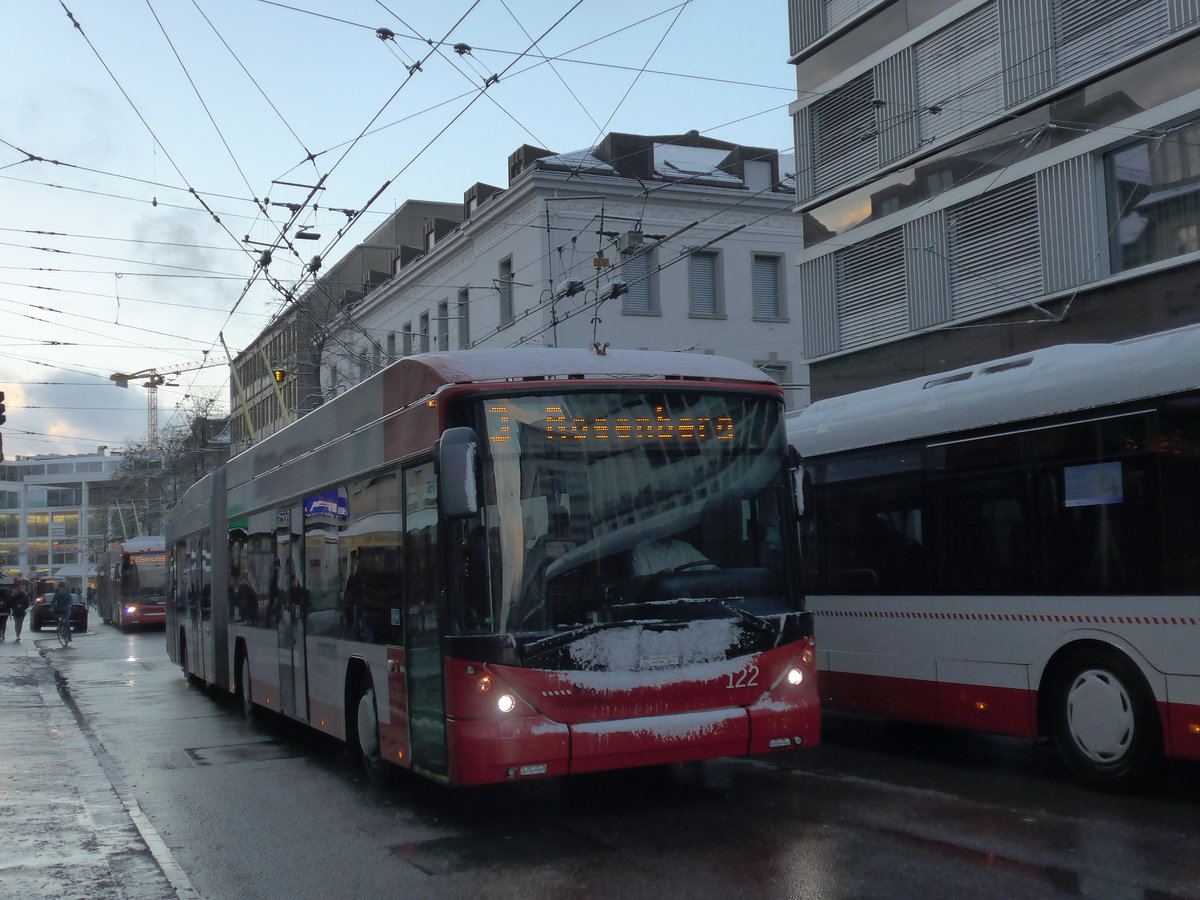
(272, 369, 287, 384)
(0, 390, 6, 425)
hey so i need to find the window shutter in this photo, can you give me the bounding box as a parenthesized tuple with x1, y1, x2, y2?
(915, 5, 1003, 145)
(1002, 0, 1053, 105)
(1053, 0, 1169, 84)
(948, 178, 1041, 320)
(825, 0, 881, 31)
(689, 252, 719, 316)
(753, 256, 781, 318)
(836, 229, 907, 349)
(744, 159, 772, 192)
(811, 72, 877, 195)
(799, 255, 838, 358)
(622, 251, 655, 313)
(498, 258, 514, 324)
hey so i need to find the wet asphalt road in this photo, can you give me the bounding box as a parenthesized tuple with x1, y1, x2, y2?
(8, 624, 1200, 899)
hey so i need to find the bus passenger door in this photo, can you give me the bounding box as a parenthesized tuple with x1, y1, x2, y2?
(404, 462, 447, 774)
(278, 505, 309, 722)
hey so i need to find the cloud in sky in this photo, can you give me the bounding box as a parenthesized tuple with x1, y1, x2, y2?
(1, 1, 798, 459)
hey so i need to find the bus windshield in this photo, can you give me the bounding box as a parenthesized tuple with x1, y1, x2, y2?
(455, 389, 796, 635)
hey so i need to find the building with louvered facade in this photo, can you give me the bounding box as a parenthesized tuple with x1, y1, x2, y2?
(788, 0, 1200, 399)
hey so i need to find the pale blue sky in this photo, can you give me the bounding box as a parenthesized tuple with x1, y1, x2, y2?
(0, 0, 796, 458)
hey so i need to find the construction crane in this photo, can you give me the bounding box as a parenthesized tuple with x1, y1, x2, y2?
(109, 368, 177, 449)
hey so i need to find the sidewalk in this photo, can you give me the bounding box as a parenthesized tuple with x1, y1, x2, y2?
(0, 632, 192, 899)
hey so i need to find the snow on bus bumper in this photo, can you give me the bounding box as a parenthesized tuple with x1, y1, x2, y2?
(448, 700, 818, 786)
(448, 708, 748, 784)
(569, 708, 749, 773)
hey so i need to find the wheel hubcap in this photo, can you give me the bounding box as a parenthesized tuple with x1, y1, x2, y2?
(241, 658, 252, 712)
(357, 689, 379, 761)
(1066, 668, 1135, 763)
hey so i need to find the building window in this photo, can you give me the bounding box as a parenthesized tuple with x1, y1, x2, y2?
(402, 323, 413, 356)
(437, 300, 449, 351)
(419, 312, 430, 353)
(498, 257, 514, 326)
(752, 255, 784, 319)
(802, 36, 1200, 247)
(386, 332, 396, 359)
(1106, 118, 1200, 274)
(457, 288, 470, 349)
(621, 249, 657, 315)
(688, 250, 722, 317)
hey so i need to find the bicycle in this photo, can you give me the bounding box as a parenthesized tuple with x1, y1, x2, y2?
(56, 612, 72, 647)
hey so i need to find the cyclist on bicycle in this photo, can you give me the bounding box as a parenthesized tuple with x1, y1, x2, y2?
(52, 581, 74, 644)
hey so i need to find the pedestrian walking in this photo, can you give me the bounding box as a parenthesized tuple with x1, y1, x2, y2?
(9, 584, 29, 641)
(0, 587, 10, 639)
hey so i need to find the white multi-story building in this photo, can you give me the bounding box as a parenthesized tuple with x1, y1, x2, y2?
(788, 0, 1200, 398)
(0, 448, 125, 588)
(233, 130, 806, 451)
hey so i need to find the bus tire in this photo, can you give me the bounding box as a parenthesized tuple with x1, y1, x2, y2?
(1048, 647, 1161, 790)
(350, 675, 391, 786)
(239, 652, 257, 722)
(180, 636, 191, 684)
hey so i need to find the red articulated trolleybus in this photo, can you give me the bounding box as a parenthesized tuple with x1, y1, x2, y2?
(166, 349, 818, 786)
(97, 536, 168, 630)
(788, 325, 1200, 789)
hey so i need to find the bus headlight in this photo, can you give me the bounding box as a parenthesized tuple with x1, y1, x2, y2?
(497, 694, 516, 713)
(786, 667, 804, 686)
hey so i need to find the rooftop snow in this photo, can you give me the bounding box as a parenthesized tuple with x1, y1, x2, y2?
(652, 144, 741, 184)
(788, 324, 1200, 458)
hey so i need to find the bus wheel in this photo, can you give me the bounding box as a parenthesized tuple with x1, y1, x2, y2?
(180, 636, 200, 687)
(1049, 648, 1161, 790)
(239, 653, 257, 722)
(353, 681, 391, 786)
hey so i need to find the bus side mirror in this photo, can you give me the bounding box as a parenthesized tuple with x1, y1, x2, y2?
(439, 427, 479, 519)
(788, 446, 804, 516)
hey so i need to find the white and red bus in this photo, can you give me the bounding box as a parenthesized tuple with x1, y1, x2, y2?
(166, 349, 818, 786)
(97, 536, 168, 630)
(788, 325, 1200, 788)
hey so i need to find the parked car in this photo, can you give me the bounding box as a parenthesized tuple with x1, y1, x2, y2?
(30, 591, 88, 633)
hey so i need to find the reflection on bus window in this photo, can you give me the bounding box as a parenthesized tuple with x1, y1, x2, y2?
(451, 390, 796, 635)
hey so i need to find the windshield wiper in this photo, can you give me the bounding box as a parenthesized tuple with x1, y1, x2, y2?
(719, 599, 778, 642)
(518, 621, 629, 660)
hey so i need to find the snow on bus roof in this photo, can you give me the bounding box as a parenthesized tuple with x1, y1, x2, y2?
(118, 535, 164, 551)
(788, 324, 1200, 458)
(407, 348, 773, 386)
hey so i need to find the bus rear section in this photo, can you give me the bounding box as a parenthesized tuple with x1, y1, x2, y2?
(789, 327, 1200, 789)
(168, 349, 818, 787)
